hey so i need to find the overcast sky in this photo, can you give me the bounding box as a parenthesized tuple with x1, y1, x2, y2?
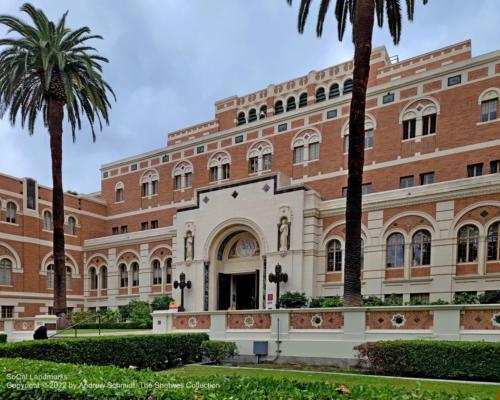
(0, 0, 499, 194)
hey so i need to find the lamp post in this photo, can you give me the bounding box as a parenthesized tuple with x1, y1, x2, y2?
(268, 263, 288, 309)
(173, 272, 191, 312)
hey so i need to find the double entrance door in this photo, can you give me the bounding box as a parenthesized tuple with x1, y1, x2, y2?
(218, 270, 259, 310)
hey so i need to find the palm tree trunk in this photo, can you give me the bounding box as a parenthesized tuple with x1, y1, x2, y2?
(343, 0, 375, 306)
(48, 96, 67, 326)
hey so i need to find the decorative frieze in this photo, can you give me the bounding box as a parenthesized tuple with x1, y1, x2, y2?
(290, 311, 343, 329)
(173, 314, 211, 330)
(366, 310, 433, 329)
(460, 309, 500, 330)
(227, 313, 271, 329)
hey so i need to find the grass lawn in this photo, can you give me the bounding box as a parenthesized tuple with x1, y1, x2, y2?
(55, 328, 147, 335)
(168, 365, 500, 399)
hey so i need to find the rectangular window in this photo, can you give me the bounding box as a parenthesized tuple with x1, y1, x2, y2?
(103, 172, 109, 178)
(141, 182, 149, 197)
(120, 225, 128, 234)
(481, 99, 498, 122)
(447, 75, 461, 86)
(209, 166, 218, 182)
(400, 175, 414, 188)
(410, 293, 429, 305)
(112, 227, 119, 235)
(309, 142, 319, 160)
(467, 163, 483, 177)
(362, 183, 373, 195)
(174, 174, 182, 189)
(141, 222, 149, 231)
(382, 93, 395, 104)
(249, 157, 259, 173)
(341, 187, 348, 198)
(185, 172, 193, 187)
(422, 113, 437, 135)
(196, 145, 205, 154)
(1, 305, 14, 318)
(131, 164, 138, 171)
(277, 123, 287, 132)
(262, 154, 272, 170)
(234, 135, 244, 144)
(161, 154, 169, 163)
(403, 119, 416, 140)
(491, 160, 500, 173)
(151, 220, 159, 229)
(151, 180, 158, 195)
(115, 188, 124, 202)
(420, 172, 434, 185)
(293, 146, 304, 164)
(365, 130, 374, 148)
(326, 109, 337, 119)
(26, 178, 36, 210)
(222, 163, 230, 179)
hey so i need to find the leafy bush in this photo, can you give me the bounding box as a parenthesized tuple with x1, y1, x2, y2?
(151, 295, 174, 310)
(356, 340, 500, 382)
(73, 321, 151, 330)
(478, 290, 500, 304)
(69, 310, 96, 324)
(362, 296, 385, 306)
(453, 292, 479, 304)
(97, 309, 120, 324)
(0, 333, 208, 370)
(430, 299, 450, 305)
(127, 300, 152, 328)
(278, 292, 308, 308)
(0, 358, 484, 400)
(0, 334, 6, 343)
(310, 296, 343, 308)
(201, 340, 238, 364)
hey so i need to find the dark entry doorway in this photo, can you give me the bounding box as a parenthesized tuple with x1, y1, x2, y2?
(217, 271, 259, 310)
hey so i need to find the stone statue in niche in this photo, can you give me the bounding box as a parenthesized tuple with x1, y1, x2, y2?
(279, 217, 289, 253)
(185, 231, 194, 262)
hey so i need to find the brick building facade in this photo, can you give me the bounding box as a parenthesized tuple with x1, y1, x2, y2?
(1, 40, 499, 317)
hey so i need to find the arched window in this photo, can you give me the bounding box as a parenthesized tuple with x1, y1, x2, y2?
(274, 100, 284, 115)
(119, 264, 128, 288)
(6, 202, 16, 223)
(141, 170, 159, 197)
(479, 88, 499, 122)
(327, 239, 342, 272)
(152, 260, 162, 285)
(100, 266, 108, 289)
(47, 264, 54, 289)
(208, 152, 231, 182)
(412, 230, 432, 266)
(286, 97, 296, 112)
(131, 262, 139, 287)
(248, 108, 257, 123)
(386, 233, 405, 268)
(259, 105, 267, 119)
(299, 92, 308, 108)
(43, 211, 53, 231)
(66, 266, 72, 289)
(115, 182, 124, 202)
(343, 79, 353, 95)
(315, 87, 326, 103)
(89, 267, 97, 290)
(165, 258, 172, 284)
(329, 83, 340, 99)
(0, 258, 12, 285)
(487, 222, 499, 261)
(292, 130, 321, 164)
(68, 216, 76, 235)
(457, 225, 479, 263)
(173, 162, 193, 190)
(247, 141, 273, 173)
(237, 111, 246, 125)
(400, 98, 439, 140)
(342, 115, 376, 153)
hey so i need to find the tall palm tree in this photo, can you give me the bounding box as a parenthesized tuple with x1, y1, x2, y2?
(288, 0, 428, 305)
(0, 3, 114, 324)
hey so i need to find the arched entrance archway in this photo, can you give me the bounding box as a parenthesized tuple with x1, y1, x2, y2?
(208, 225, 265, 310)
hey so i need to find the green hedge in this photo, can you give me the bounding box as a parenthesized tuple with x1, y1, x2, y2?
(0, 334, 6, 343)
(72, 321, 151, 330)
(0, 333, 208, 370)
(201, 340, 238, 364)
(0, 358, 484, 400)
(356, 340, 500, 382)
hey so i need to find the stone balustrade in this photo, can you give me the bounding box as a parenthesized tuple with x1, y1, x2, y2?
(153, 305, 500, 365)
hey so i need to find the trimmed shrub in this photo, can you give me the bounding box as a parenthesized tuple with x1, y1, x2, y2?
(278, 292, 308, 308)
(201, 340, 237, 364)
(0, 358, 483, 400)
(309, 296, 343, 308)
(0, 333, 208, 370)
(453, 292, 479, 304)
(151, 295, 174, 310)
(356, 340, 500, 382)
(0, 334, 6, 343)
(72, 321, 151, 330)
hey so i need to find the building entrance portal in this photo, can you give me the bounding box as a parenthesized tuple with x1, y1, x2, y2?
(214, 229, 262, 310)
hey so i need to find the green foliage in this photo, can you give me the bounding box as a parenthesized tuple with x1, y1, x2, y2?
(310, 296, 343, 308)
(97, 309, 120, 324)
(69, 310, 96, 324)
(201, 341, 238, 364)
(72, 322, 149, 330)
(151, 295, 174, 311)
(278, 292, 308, 308)
(362, 296, 385, 306)
(0, 357, 484, 399)
(356, 340, 500, 382)
(478, 290, 500, 304)
(0, 334, 6, 343)
(430, 299, 450, 305)
(453, 292, 479, 305)
(0, 333, 208, 370)
(127, 300, 152, 328)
